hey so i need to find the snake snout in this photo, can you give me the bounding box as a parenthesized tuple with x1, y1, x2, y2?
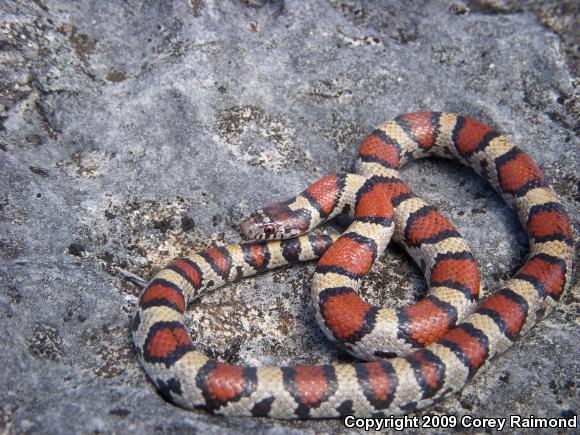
(239, 218, 254, 239)
(240, 213, 263, 239)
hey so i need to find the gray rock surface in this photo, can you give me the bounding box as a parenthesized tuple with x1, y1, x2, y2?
(0, 0, 578, 433)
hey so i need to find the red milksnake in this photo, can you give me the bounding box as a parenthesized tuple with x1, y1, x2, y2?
(131, 112, 574, 418)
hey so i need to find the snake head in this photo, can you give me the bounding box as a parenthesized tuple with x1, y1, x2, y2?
(240, 202, 311, 240)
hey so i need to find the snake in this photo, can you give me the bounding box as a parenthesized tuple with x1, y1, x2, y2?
(131, 112, 574, 418)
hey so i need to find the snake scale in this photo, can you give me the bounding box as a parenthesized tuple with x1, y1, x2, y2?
(131, 112, 574, 418)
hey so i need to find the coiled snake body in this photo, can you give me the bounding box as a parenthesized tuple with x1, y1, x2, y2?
(131, 112, 574, 418)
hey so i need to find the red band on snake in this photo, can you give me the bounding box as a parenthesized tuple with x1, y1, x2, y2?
(131, 112, 574, 418)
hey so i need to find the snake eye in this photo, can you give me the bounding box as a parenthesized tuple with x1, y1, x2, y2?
(264, 224, 275, 236)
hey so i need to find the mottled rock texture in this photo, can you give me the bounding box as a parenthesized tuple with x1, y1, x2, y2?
(0, 0, 578, 433)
